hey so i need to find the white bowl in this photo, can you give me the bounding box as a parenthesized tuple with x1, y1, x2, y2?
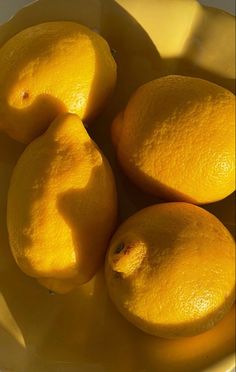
(0, 1, 235, 371)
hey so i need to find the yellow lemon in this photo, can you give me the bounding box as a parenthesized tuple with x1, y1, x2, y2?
(112, 75, 235, 204)
(0, 21, 117, 144)
(7, 113, 117, 294)
(105, 202, 235, 338)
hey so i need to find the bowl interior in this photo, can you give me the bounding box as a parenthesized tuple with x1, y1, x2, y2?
(0, 1, 235, 371)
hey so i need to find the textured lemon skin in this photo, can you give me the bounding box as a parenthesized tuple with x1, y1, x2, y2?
(7, 113, 117, 293)
(105, 202, 235, 338)
(112, 75, 235, 204)
(0, 21, 117, 144)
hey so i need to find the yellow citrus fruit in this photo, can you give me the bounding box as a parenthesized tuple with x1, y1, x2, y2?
(0, 21, 117, 144)
(7, 113, 117, 294)
(112, 75, 235, 204)
(105, 202, 235, 338)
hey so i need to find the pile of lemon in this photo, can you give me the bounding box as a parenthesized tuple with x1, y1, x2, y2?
(0, 22, 235, 338)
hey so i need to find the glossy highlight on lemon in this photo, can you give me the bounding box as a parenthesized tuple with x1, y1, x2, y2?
(0, 21, 117, 143)
(7, 113, 117, 294)
(112, 75, 235, 204)
(105, 202, 235, 338)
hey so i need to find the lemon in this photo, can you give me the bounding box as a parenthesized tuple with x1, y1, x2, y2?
(112, 75, 235, 204)
(7, 113, 117, 294)
(105, 202, 235, 338)
(0, 21, 117, 143)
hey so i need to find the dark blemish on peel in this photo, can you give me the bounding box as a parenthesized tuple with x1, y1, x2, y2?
(114, 243, 132, 255)
(115, 243, 125, 254)
(22, 91, 29, 100)
(111, 48, 117, 56)
(123, 245, 132, 255)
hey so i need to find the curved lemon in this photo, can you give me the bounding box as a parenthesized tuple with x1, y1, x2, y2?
(112, 75, 235, 204)
(0, 21, 117, 143)
(7, 113, 117, 294)
(105, 202, 235, 338)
